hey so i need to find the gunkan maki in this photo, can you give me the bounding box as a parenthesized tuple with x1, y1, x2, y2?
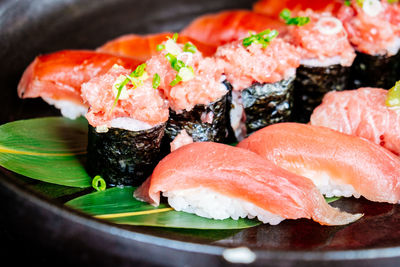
(283, 9, 356, 122)
(146, 34, 230, 151)
(215, 29, 300, 140)
(81, 64, 169, 186)
(337, 0, 400, 89)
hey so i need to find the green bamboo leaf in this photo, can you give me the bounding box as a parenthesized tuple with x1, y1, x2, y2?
(325, 196, 341, 203)
(0, 117, 91, 188)
(66, 187, 261, 229)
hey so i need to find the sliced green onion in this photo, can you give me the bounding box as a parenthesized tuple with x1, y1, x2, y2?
(170, 75, 182, 86)
(388, 0, 399, 3)
(165, 53, 186, 71)
(172, 32, 179, 41)
(178, 66, 195, 82)
(356, 0, 364, 6)
(242, 29, 279, 48)
(133, 63, 147, 77)
(344, 0, 351, 6)
(279, 8, 310, 26)
(386, 81, 400, 107)
(92, 175, 106, 192)
(153, 73, 161, 89)
(183, 42, 198, 53)
(157, 44, 165, 51)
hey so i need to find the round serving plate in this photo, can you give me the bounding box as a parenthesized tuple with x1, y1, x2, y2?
(1, 0, 400, 266)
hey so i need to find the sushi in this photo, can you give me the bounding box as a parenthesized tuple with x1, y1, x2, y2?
(97, 32, 217, 61)
(145, 34, 230, 148)
(17, 50, 141, 119)
(81, 64, 169, 186)
(237, 123, 400, 204)
(215, 30, 300, 140)
(310, 86, 400, 156)
(134, 142, 362, 226)
(253, 0, 342, 17)
(337, 0, 400, 89)
(283, 9, 356, 122)
(180, 10, 287, 47)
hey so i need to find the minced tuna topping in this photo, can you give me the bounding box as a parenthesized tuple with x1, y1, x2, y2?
(337, 0, 400, 56)
(288, 10, 356, 66)
(215, 37, 300, 91)
(146, 41, 227, 112)
(81, 65, 169, 127)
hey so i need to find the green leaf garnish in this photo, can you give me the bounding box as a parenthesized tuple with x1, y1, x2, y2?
(66, 187, 261, 229)
(170, 75, 182, 86)
(344, 0, 351, 6)
(92, 175, 106, 192)
(153, 73, 161, 89)
(183, 42, 198, 53)
(242, 29, 279, 48)
(280, 8, 310, 26)
(0, 117, 91, 188)
(386, 80, 400, 107)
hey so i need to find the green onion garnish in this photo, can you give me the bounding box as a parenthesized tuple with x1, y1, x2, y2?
(387, 0, 399, 3)
(157, 44, 165, 51)
(344, 0, 351, 6)
(386, 81, 400, 107)
(183, 42, 198, 53)
(172, 32, 179, 42)
(242, 29, 279, 48)
(356, 0, 364, 6)
(153, 73, 161, 89)
(280, 9, 310, 26)
(92, 175, 106, 192)
(111, 63, 147, 113)
(170, 75, 182, 86)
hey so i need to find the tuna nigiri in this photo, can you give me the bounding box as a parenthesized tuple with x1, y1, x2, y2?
(310, 87, 400, 156)
(18, 50, 141, 119)
(97, 32, 217, 61)
(180, 10, 287, 47)
(237, 123, 400, 204)
(253, 0, 342, 18)
(134, 142, 362, 226)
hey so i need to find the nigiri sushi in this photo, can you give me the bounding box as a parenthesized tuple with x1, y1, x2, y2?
(180, 10, 287, 47)
(134, 142, 362, 226)
(337, 0, 400, 88)
(97, 32, 217, 61)
(283, 9, 356, 122)
(253, 0, 342, 17)
(145, 34, 230, 148)
(81, 64, 169, 186)
(215, 30, 300, 140)
(237, 123, 400, 204)
(310, 87, 400, 156)
(17, 50, 141, 119)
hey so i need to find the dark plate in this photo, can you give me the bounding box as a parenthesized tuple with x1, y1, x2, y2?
(1, 0, 400, 266)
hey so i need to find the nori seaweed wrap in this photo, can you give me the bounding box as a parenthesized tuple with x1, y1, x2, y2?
(293, 64, 351, 122)
(241, 77, 295, 134)
(87, 124, 165, 186)
(351, 51, 400, 89)
(165, 91, 229, 144)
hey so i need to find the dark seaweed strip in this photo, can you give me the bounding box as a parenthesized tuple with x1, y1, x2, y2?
(351, 50, 400, 89)
(293, 64, 350, 123)
(87, 123, 165, 186)
(242, 76, 295, 134)
(163, 91, 229, 152)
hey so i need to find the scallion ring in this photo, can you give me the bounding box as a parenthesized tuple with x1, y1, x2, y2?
(92, 175, 106, 192)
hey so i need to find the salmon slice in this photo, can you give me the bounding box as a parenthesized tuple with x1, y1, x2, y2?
(180, 10, 287, 47)
(135, 142, 362, 226)
(310, 88, 400, 156)
(253, 0, 342, 18)
(18, 50, 141, 115)
(97, 32, 217, 61)
(237, 123, 400, 204)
